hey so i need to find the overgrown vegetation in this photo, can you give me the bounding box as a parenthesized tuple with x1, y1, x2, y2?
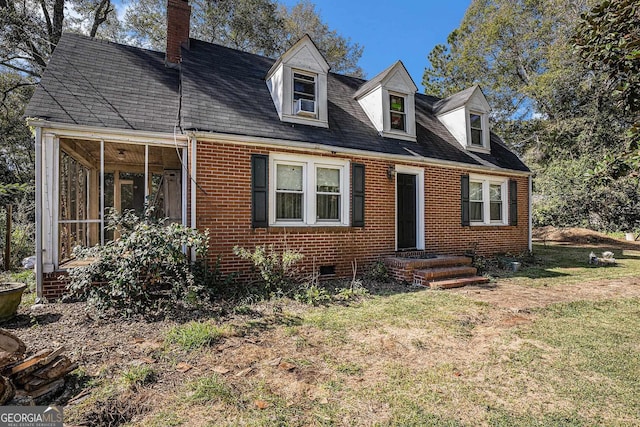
(66, 209, 209, 317)
(233, 245, 304, 294)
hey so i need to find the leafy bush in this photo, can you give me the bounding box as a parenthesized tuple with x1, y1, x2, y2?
(66, 208, 209, 317)
(294, 284, 331, 306)
(365, 260, 390, 282)
(233, 245, 303, 293)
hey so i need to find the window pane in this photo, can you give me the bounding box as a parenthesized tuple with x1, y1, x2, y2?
(391, 112, 406, 131)
(317, 194, 340, 220)
(470, 201, 483, 222)
(317, 168, 340, 193)
(293, 73, 315, 100)
(390, 95, 405, 112)
(490, 184, 502, 201)
(469, 182, 483, 201)
(277, 165, 303, 191)
(490, 202, 502, 221)
(470, 113, 482, 129)
(471, 129, 483, 146)
(276, 193, 303, 220)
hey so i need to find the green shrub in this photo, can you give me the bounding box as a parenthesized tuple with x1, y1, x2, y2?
(66, 208, 209, 317)
(365, 260, 390, 282)
(294, 284, 331, 306)
(233, 245, 303, 292)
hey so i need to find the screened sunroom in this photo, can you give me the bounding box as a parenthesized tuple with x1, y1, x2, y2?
(40, 134, 187, 269)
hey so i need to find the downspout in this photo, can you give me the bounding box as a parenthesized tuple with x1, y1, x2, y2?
(528, 175, 533, 252)
(34, 126, 43, 302)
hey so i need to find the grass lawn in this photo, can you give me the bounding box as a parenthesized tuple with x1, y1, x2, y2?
(22, 243, 640, 426)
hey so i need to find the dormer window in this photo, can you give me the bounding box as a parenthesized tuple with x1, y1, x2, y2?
(433, 85, 492, 153)
(293, 71, 317, 117)
(265, 35, 329, 128)
(469, 112, 484, 147)
(355, 61, 418, 142)
(389, 94, 406, 131)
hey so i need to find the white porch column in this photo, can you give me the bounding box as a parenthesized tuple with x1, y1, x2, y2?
(41, 133, 59, 274)
(34, 127, 43, 301)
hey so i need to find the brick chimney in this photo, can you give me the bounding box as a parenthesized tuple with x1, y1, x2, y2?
(166, 0, 190, 65)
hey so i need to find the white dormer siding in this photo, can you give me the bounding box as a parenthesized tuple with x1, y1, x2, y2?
(266, 35, 330, 128)
(434, 86, 491, 153)
(355, 61, 418, 142)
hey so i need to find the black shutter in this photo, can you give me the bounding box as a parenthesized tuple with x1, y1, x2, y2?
(251, 154, 268, 228)
(509, 179, 518, 226)
(461, 174, 470, 226)
(352, 163, 365, 227)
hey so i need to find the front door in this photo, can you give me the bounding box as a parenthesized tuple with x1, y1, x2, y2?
(397, 173, 417, 249)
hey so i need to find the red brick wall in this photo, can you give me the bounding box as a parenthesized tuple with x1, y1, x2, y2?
(193, 140, 530, 280)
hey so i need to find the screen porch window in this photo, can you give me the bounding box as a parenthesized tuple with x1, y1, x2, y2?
(470, 113, 484, 146)
(490, 184, 502, 222)
(389, 94, 406, 131)
(469, 181, 484, 222)
(276, 164, 304, 220)
(316, 167, 340, 221)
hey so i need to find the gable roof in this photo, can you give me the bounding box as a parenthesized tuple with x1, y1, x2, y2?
(26, 33, 529, 173)
(26, 33, 179, 133)
(432, 85, 485, 114)
(354, 60, 417, 99)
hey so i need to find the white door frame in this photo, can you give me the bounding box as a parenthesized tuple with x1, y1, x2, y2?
(394, 164, 425, 251)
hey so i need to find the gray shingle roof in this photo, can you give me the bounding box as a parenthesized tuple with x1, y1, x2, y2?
(432, 85, 480, 114)
(26, 34, 529, 172)
(26, 33, 179, 133)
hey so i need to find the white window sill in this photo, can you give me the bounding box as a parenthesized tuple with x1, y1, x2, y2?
(380, 130, 416, 142)
(281, 114, 329, 128)
(466, 144, 491, 154)
(470, 222, 508, 227)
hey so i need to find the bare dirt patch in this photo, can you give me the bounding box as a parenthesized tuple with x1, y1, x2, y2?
(453, 277, 640, 311)
(533, 225, 640, 248)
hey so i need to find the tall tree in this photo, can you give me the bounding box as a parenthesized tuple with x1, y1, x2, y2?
(124, 0, 364, 76)
(575, 0, 640, 141)
(422, 0, 638, 231)
(279, 1, 363, 77)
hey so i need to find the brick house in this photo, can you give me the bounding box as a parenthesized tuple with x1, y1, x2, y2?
(26, 0, 531, 299)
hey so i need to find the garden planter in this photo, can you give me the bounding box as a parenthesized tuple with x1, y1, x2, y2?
(0, 283, 27, 322)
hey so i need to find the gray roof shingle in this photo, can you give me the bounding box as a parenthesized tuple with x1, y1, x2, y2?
(26, 34, 529, 172)
(26, 33, 179, 133)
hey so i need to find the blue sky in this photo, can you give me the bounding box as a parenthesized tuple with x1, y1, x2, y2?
(279, 0, 471, 91)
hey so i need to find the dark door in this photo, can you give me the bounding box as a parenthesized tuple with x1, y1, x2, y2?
(397, 173, 417, 249)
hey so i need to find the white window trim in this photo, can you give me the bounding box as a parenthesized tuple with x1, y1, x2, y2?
(395, 164, 425, 250)
(269, 153, 350, 227)
(380, 88, 416, 142)
(466, 110, 491, 153)
(291, 69, 317, 118)
(469, 174, 508, 226)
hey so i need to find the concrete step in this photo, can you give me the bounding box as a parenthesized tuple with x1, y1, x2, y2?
(413, 266, 478, 281)
(425, 276, 490, 290)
